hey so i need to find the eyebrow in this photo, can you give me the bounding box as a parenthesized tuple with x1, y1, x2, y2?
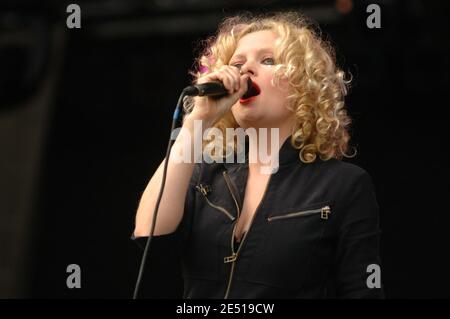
(230, 48, 274, 61)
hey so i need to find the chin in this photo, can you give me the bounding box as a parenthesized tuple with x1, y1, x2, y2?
(235, 115, 264, 129)
(233, 105, 267, 126)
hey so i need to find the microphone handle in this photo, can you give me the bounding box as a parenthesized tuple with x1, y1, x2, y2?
(183, 78, 253, 99)
(195, 81, 228, 98)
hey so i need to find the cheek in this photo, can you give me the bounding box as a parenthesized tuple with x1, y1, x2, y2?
(266, 79, 290, 102)
(265, 72, 290, 93)
(276, 75, 291, 92)
(264, 78, 292, 114)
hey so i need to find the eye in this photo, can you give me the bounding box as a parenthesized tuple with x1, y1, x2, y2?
(262, 57, 275, 65)
(231, 63, 243, 69)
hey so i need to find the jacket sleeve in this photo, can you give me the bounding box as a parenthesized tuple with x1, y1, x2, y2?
(173, 165, 198, 250)
(130, 163, 199, 251)
(334, 169, 385, 298)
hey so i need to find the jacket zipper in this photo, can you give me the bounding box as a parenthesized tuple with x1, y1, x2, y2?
(267, 205, 331, 222)
(195, 184, 235, 221)
(222, 171, 241, 299)
(222, 171, 241, 219)
(223, 171, 273, 299)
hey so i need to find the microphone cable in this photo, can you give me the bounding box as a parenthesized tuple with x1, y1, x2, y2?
(132, 89, 188, 299)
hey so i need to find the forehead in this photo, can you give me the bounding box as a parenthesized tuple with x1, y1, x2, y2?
(232, 30, 279, 56)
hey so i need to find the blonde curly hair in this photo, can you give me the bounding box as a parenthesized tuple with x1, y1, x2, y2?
(184, 11, 355, 163)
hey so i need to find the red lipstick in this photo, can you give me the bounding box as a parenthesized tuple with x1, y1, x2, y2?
(239, 80, 261, 104)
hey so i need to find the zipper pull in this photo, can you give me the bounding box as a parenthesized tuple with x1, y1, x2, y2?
(196, 184, 211, 196)
(224, 253, 237, 263)
(321, 206, 331, 220)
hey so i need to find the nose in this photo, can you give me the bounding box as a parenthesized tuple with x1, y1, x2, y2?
(240, 62, 256, 76)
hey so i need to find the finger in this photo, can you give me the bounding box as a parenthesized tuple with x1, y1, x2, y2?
(216, 71, 234, 94)
(231, 67, 241, 90)
(198, 68, 236, 94)
(226, 65, 241, 84)
(197, 72, 216, 85)
(237, 74, 250, 96)
(230, 66, 242, 90)
(222, 68, 239, 92)
(197, 68, 226, 84)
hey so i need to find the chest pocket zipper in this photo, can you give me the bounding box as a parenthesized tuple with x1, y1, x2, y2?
(196, 184, 235, 221)
(267, 205, 331, 222)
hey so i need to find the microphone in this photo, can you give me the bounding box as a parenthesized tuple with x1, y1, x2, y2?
(183, 78, 255, 99)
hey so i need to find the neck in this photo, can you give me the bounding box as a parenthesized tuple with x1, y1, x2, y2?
(247, 122, 294, 174)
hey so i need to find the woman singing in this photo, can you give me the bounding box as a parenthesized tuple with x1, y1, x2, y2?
(133, 11, 384, 299)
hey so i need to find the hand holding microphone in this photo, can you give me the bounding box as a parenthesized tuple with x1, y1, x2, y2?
(184, 65, 251, 126)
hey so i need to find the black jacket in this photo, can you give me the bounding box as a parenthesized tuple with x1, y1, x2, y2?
(134, 137, 384, 299)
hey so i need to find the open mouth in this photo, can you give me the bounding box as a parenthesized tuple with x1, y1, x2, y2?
(240, 80, 261, 104)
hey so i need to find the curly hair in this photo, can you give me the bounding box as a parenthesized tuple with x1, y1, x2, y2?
(184, 11, 355, 163)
